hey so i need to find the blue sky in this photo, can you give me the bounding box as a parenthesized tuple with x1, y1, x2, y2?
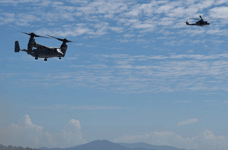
(1, 0, 228, 150)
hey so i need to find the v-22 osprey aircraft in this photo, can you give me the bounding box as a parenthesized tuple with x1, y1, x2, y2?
(15, 32, 73, 61)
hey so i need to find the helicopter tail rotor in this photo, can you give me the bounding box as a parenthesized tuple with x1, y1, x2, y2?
(186, 21, 189, 25)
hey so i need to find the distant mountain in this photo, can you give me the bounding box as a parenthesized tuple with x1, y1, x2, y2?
(40, 140, 195, 150)
(119, 142, 194, 150)
(40, 140, 156, 150)
(73, 140, 156, 150)
(74, 140, 129, 150)
(0, 140, 194, 150)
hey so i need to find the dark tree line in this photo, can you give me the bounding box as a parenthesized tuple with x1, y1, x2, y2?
(0, 144, 40, 150)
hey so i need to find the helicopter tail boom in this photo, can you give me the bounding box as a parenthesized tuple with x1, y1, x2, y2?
(15, 41, 20, 52)
(186, 21, 197, 26)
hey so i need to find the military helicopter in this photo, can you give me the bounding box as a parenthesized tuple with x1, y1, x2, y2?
(186, 15, 213, 26)
(15, 32, 72, 61)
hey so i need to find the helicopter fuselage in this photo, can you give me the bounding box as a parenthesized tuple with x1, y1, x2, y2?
(186, 16, 211, 26)
(196, 20, 210, 26)
(23, 47, 65, 59)
(186, 21, 210, 26)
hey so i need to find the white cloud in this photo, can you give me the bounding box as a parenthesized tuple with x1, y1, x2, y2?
(27, 105, 123, 110)
(1, 0, 228, 36)
(0, 115, 86, 148)
(113, 130, 228, 150)
(70, 106, 123, 110)
(177, 119, 199, 126)
(209, 7, 228, 19)
(7, 53, 228, 93)
(36, 24, 92, 37)
(109, 27, 124, 33)
(123, 33, 135, 37)
(56, 119, 85, 148)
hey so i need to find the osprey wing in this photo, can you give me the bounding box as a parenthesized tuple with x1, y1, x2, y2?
(33, 43, 51, 50)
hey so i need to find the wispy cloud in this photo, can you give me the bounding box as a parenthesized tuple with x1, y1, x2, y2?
(113, 130, 228, 150)
(70, 106, 123, 110)
(175, 100, 192, 103)
(177, 118, 199, 126)
(1, 0, 228, 37)
(5, 53, 228, 93)
(0, 115, 86, 148)
(25, 104, 123, 110)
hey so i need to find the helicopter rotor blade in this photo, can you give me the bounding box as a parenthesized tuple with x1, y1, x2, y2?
(204, 19, 216, 21)
(189, 18, 200, 20)
(47, 35, 64, 41)
(34, 34, 49, 38)
(47, 35, 73, 43)
(19, 31, 49, 38)
(19, 31, 30, 35)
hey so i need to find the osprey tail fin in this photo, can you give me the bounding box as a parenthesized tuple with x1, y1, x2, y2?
(15, 41, 20, 52)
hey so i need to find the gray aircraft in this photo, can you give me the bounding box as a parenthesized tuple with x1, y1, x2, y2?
(15, 32, 72, 61)
(186, 15, 212, 26)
